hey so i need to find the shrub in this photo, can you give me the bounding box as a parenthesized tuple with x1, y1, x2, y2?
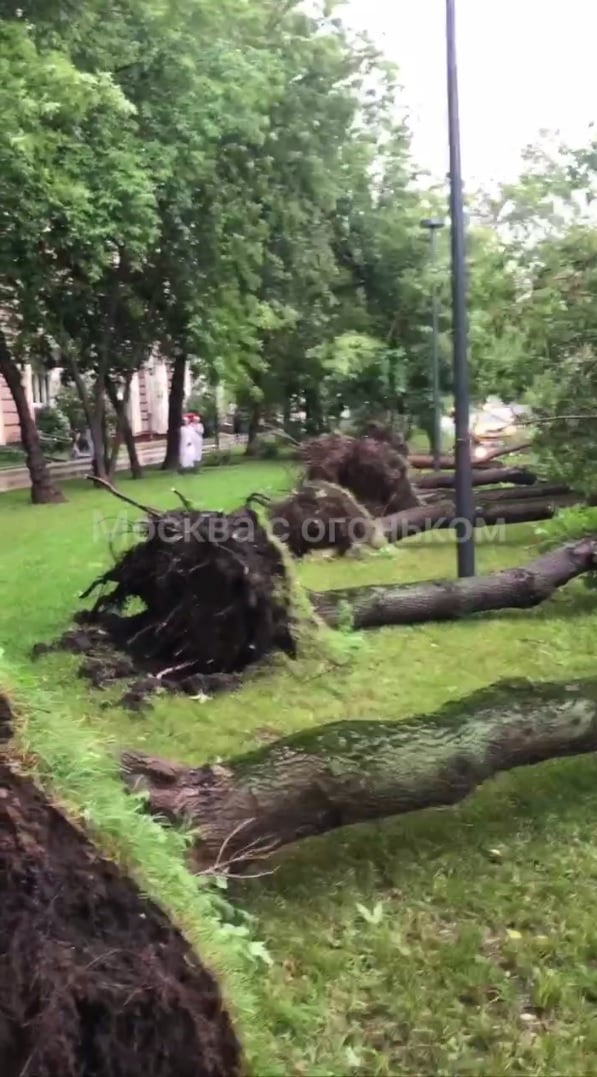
(53, 385, 87, 435)
(35, 405, 71, 453)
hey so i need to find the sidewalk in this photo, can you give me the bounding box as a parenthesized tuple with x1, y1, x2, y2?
(0, 436, 237, 494)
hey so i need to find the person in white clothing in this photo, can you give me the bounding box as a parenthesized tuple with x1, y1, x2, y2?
(179, 416, 195, 471)
(190, 413, 204, 468)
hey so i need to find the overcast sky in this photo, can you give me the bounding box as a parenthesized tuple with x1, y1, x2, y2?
(342, 0, 597, 186)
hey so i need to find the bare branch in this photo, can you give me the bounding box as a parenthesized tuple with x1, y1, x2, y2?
(86, 475, 161, 518)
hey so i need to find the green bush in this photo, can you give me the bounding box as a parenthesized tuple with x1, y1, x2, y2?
(53, 385, 87, 435)
(35, 405, 71, 452)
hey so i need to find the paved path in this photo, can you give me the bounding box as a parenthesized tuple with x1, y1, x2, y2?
(0, 436, 240, 493)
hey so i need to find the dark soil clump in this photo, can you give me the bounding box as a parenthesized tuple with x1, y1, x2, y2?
(35, 503, 295, 705)
(360, 421, 409, 457)
(261, 481, 380, 557)
(0, 754, 242, 1077)
(301, 433, 419, 517)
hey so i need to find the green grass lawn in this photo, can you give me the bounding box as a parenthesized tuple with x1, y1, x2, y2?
(2, 462, 597, 1075)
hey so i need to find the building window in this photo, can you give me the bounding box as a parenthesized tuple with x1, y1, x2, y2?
(31, 372, 50, 408)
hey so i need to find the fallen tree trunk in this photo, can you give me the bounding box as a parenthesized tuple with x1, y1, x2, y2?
(311, 536, 597, 629)
(468, 483, 572, 504)
(121, 676, 597, 865)
(409, 441, 532, 470)
(417, 483, 572, 504)
(380, 493, 578, 542)
(415, 466, 538, 490)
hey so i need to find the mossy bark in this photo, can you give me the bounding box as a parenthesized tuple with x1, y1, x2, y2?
(122, 678, 597, 866)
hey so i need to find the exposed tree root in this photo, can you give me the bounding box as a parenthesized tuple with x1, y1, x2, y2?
(0, 705, 241, 1076)
(301, 433, 419, 516)
(37, 503, 296, 704)
(261, 480, 383, 557)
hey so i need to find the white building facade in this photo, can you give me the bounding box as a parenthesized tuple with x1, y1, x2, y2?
(0, 355, 192, 445)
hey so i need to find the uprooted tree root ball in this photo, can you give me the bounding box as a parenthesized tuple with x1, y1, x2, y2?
(0, 750, 241, 1076)
(254, 480, 384, 557)
(36, 501, 297, 705)
(359, 420, 409, 457)
(300, 433, 419, 517)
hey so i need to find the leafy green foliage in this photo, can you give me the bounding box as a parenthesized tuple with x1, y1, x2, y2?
(522, 226, 597, 494)
(35, 404, 70, 451)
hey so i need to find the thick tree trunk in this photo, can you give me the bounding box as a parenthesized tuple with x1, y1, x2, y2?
(0, 332, 65, 504)
(244, 403, 261, 456)
(415, 466, 538, 490)
(105, 375, 142, 480)
(311, 536, 597, 629)
(162, 354, 186, 471)
(63, 351, 108, 480)
(380, 493, 578, 542)
(122, 414, 143, 479)
(121, 677, 597, 866)
(304, 387, 324, 436)
(409, 442, 532, 470)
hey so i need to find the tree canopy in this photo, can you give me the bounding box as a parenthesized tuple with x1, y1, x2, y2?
(2, 1, 597, 497)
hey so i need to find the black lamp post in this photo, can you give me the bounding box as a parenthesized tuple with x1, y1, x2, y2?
(420, 217, 444, 472)
(446, 0, 475, 577)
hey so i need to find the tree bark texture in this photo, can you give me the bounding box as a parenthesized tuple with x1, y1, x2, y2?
(418, 484, 573, 506)
(466, 484, 572, 505)
(63, 350, 108, 480)
(0, 332, 65, 505)
(379, 493, 579, 543)
(121, 677, 597, 865)
(409, 442, 532, 470)
(311, 537, 597, 629)
(105, 375, 143, 480)
(162, 354, 186, 471)
(415, 467, 538, 490)
(244, 403, 262, 456)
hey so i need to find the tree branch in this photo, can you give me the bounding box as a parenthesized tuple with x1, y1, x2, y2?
(86, 475, 161, 518)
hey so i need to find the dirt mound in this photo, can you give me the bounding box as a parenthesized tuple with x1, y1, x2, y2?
(40, 504, 296, 703)
(0, 754, 241, 1077)
(260, 481, 380, 557)
(301, 434, 419, 517)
